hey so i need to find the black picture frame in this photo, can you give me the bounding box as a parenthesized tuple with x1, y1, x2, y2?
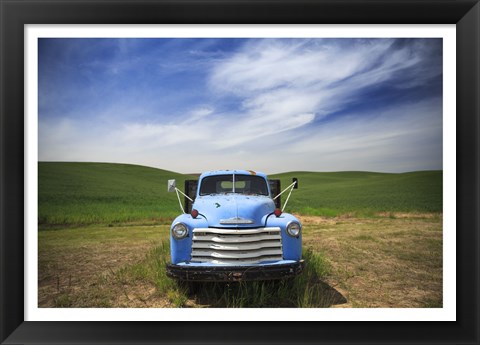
(1, 1, 479, 344)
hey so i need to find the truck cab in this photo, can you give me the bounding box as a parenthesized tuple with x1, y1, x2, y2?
(166, 170, 304, 282)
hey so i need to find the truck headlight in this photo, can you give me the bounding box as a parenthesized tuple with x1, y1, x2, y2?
(286, 221, 301, 237)
(172, 223, 188, 239)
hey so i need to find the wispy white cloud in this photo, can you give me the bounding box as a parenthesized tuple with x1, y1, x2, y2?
(38, 38, 442, 173)
(209, 38, 436, 118)
(284, 98, 442, 172)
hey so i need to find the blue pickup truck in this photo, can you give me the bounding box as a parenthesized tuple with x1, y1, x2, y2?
(166, 170, 304, 282)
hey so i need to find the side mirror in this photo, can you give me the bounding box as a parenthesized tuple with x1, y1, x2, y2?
(292, 178, 298, 189)
(167, 179, 176, 193)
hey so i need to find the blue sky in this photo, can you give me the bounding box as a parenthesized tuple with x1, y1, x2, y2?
(38, 38, 442, 174)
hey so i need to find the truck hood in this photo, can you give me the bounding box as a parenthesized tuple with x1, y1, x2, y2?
(193, 194, 275, 228)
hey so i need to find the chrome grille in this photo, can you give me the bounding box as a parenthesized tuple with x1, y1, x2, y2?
(191, 227, 283, 264)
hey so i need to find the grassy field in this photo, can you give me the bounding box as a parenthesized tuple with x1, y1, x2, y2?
(271, 170, 442, 217)
(38, 224, 335, 308)
(299, 214, 442, 307)
(38, 162, 443, 308)
(38, 214, 442, 308)
(39, 162, 442, 226)
(39, 162, 194, 227)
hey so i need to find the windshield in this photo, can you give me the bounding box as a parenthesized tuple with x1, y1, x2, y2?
(199, 174, 269, 196)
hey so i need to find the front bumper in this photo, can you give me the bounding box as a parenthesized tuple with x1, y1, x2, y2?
(166, 260, 305, 282)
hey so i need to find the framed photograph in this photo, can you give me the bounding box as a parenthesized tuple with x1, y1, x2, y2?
(1, 1, 479, 344)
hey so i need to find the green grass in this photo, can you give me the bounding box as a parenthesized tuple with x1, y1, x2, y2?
(271, 170, 442, 216)
(38, 162, 442, 226)
(39, 162, 194, 227)
(119, 243, 336, 308)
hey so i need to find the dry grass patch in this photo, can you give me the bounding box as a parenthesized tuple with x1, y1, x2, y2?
(38, 225, 171, 307)
(298, 214, 443, 308)
(39, 214, 442, 308)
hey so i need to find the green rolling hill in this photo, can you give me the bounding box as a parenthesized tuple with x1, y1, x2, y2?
(38, 162, 442, 227)
(271, 170, 442, 216)
(38, 162, 193, 226)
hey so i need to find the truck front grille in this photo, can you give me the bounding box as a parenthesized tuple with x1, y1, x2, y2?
(191, 227, 283, 265)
